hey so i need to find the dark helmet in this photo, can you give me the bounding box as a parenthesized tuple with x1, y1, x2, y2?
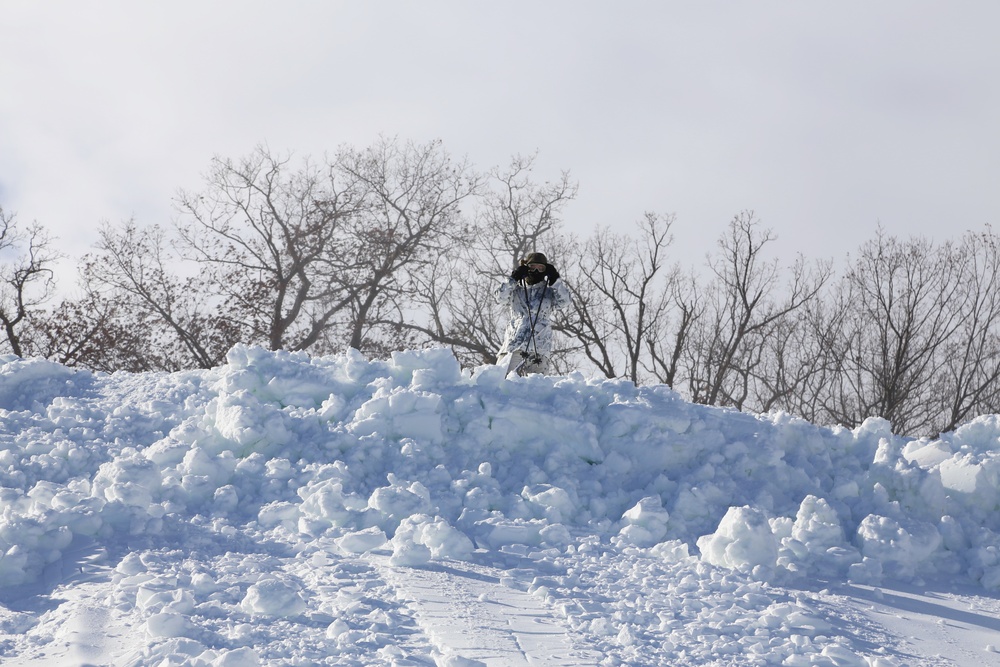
(521, 252, 550, 285)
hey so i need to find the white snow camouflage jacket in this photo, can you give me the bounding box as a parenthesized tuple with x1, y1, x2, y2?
(495, 277, 571, 357)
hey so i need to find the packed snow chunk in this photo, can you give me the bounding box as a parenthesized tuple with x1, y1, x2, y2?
(854, 416, 894, 440)
(191, 571, 218, 595)
(207, 392, 292, 455)
(819, 643, 869, 667)
(317, 391, 347, 421)
(0, 355, 80, 410)
(952, 414, 1000, 451)
(671, 482, 731, 536)
(176, 447, 239, 507)
(391, 514, 469, 565)
(616, 496, 670, 547)
(181, 446, 237, 483)
(697, 505, 778, 575)
(790, 496, 845, 546)
(762, 602, 833, 636)
(136, 586, 195, 615)
(938, 454, 994, 496)
(390, 539, 432, 566)
(217, 344, 340, 409)
(902, 439, 953, 468)
(0, 545, 30, 586)
(394, 515, 474, 561)
(649, 539, 691, 563)
(350, 382, 445, 443)
(213, 485, 239, 514)
(480, 518, 547, 550)
(0, 608, 36, 634)
(138, 638, 210, 666)
(240, 576, 307, 617)
(368, 476, 435, 531)
(298, 478, 367, 533)
(146, 611, 193, 638)
(144, 435, 195, 468)
(477, 398, 603, 464)
(336, 527, 388, 554)
(422, 520, 475, 560)
(856, 514, 943, 580)
(92, 454, 162, 507)
(521, 484, 576, 523)
(390, 347, 463, 389)
(777, 495, 860, 577)
(872, 436, 904, 466)
(257, 501, 300, 530)
(212, 647, 261, 667)
(981, 564, 1000, 590)
(602, 385, 690, 441)
(434, 651, 487, 667)
(832, 480, 860, 500)
(325, 617, 350, 640)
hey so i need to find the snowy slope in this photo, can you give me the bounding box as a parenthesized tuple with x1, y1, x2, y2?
(2, 346, 1000, 666)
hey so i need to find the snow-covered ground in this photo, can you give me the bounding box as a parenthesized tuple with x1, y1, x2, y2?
(2, 345, 1000, 666)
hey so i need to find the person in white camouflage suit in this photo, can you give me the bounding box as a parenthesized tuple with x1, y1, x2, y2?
(495, 252, 571, 376)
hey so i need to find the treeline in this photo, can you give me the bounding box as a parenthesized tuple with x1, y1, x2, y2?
(2, 138, 998, 437)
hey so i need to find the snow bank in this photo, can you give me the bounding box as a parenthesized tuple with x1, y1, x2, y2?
(3, 345, 1000, 590)
(5, 345, 1000, 663)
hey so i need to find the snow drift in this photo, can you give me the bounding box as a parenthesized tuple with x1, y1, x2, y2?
(2, 345, 1000, 665)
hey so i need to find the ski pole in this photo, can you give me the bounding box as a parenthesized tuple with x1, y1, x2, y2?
(521, 280, 548, 366)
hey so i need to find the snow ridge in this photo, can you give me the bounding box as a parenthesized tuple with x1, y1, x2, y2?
(2, 345, 1000, 665)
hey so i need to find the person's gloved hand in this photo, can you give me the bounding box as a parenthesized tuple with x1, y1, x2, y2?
(511, 265, 530, 281)
(544, 264, 560, 284)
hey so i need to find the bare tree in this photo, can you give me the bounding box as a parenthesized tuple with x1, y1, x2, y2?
(934, 227, 1000, 432)
(0, 208, 59, 357)
(25, 291, 165, 372)
(819, 230, 968, 435)
(84, 221, 237, 369)
(748, 298, 829, 415)
(477, 153, 577, 271)
(80, 139, 483, 367)
(561, 212, 681, 383)
(175, 146, 357, 353)
(21, 132, 1000, 439)
(684, 211, 832, 409)
(331, 137, 482, 356)
(646, 274, 701, 388)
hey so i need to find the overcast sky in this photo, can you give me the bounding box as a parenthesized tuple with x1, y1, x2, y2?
(2, 1, 998, 273)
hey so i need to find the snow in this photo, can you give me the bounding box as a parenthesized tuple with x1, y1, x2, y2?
(2, 345, 1000, 665)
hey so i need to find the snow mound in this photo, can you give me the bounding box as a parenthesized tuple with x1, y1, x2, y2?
(4, 344, 1000, 664)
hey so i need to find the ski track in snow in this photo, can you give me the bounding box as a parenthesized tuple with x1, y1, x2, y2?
(1, 543, 145, 667)
(835, 583, 1000, 667)
(4, 535, 1000, 666)
(369, 552, 601, 666)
